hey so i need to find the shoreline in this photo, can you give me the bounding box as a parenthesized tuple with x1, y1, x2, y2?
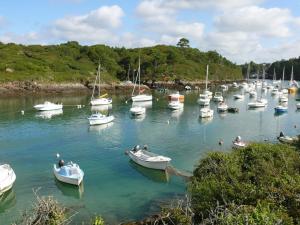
(0, 79, 244, 96)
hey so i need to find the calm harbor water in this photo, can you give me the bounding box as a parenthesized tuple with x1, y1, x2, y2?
(0, 82, 299, 224)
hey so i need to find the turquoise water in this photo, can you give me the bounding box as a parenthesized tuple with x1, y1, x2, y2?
(0, 83, 299, 224)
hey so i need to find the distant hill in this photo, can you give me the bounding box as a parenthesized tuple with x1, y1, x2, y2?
(0, 41, 242, 83)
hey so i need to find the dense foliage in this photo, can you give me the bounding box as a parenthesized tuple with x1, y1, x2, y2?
(189, 143, 300, 224)
(0, 41, 242, 83)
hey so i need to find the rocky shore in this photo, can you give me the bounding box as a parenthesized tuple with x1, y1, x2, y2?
(0, 79, 244, 96)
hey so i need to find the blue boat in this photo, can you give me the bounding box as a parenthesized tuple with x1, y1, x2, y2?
(274, 105, 288, 113)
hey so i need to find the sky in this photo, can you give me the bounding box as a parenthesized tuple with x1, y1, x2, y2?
(0, 0, 300, 64)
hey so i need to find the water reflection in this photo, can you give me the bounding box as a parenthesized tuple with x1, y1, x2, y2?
(198, 116, 213, 124)
(55, 180, 84, 199)
(91, 104, 112, 112)
(130, 114, 146, 121)
(35, 109, 63, 119)
(129, 161, 169, 183)
(88, 122, 114, 132)
(132, 101, 153, 109)
(0, 189, 16, 213)
(170, 108, 184, 119)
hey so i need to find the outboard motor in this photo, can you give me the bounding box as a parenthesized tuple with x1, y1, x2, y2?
(143, 145, 149, 150)
(58, 159, 65, 168)
(279, 131, 284, 137)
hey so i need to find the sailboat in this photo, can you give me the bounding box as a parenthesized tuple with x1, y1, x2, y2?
(90, 63, 112, 106)
(131, 57, 152, 102)
(271, 68, 280, 95)
(197, 65, 211, 105)
(288, 66, 298, 94)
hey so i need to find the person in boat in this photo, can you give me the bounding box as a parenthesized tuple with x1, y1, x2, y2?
(235, 136, 242, 143)
(58, 159, 65, 168)
(279, 131, 285, 137)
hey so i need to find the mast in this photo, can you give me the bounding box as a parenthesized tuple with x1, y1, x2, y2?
(291, 65, 294, 82)
(246, 63, 250, 82)
(281, 66, 285, 89)
(138, 56, 141, 94)
(127, 64, 130, 82)
(205, 64, 209, 91)
(98, 63, 101, 97)
(273, 68, 276, 81)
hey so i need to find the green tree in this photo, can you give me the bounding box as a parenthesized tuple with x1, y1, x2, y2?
(177, 38, 190, 48)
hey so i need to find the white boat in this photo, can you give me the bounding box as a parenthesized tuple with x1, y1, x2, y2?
(232, 82, 238, 88)
(127, 145, 171, 170)
(199, 107, 214, 118)
(272, 68, 281, 85)
(278, 132, 299, 144)
(213, 92, 223, 102)
(132, 101, 152, 109)
(282, 89, 288, 94)
(297, 103, 300, 109)
(233, 94, 244, 100)
(197, 94, 210, 106)
(88, 113, 114, 125)
(34, 101, 63, 111)
(90, 63, 112, 106)
(0, 164, 16, 196)
(131, 57, 152, 102)
(271, 88, 279, 95)
(232, 136, 247, 148)
(168, 101, 184, 110)
(249, 91, 257, 98)
(217, 102, 228, 112)
(53, 161, 84, 186)
(274, 105, 288, 113)
(204, 90, 213, 98)
(248, 99, 267, 108)
(220, 84, 228, 91)
(279, 95, 288, 103)
(130, 106, 146, 116)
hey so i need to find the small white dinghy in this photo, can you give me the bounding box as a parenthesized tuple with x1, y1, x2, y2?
(213, 92, 223, 102)
(297, 103, 300, 110)
(88, 113, 114, 125)
(34, 101, 63, 111)
(0, 164, 16, 196)
(232, 136, 247, 149)
(53, 158, 84, 186)
(130, 106, 146, 116)
(127, 145, 171, 170)
(197, 94, 210, 106)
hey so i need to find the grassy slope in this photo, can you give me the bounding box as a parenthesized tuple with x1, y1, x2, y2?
(0, 42, 242, 83)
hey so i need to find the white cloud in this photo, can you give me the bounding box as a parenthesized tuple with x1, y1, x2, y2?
(136, 0, 204, 45)
(50, 5, 124, 43)
(215, 6, 295, 38)
(0, 31, 41, 44)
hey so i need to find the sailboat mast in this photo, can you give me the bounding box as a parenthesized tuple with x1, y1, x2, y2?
(281, 66, 285, 89)
(273, 68, 276, 81)
(127, 64, 130, 82)
(205, 64, 208, 90)
(291, 65, 294, 82)
(98, 63, 101, 97)
(138, 56, 141, 94)
(246, 63, 250, 82)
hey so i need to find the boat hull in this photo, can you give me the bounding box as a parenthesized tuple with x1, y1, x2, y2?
(53, 165, 83, 186)
(88, 115, 114, 125)
(0, 164, 16, 196)
(34, 104, 63, 111)
(90, 98, 112, 106)
(128, 151, 170, 170)
(132, 95, 152, 102)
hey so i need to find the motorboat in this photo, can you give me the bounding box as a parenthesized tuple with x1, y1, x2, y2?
(34, 101, 63, 111)
(232, 136, 247, 148)
(131, 57, 152, 102)
(53, 160, 84, 186)
(248, 99, 267, 108)
(217, 102, 228, 112)
(127, 145, 171, 170)
(233, 94, 244, 100)
(90, 63, 112, 105)
(199, 107, 213, 118)
(274, 105, 288, 113)
(168, 101, 184, 110)
(297, 103, 300, 109)
(278, 132, 299, 144)
(197, 94, 210, 106)
(130, 106, 146, 116)
(88, 113, 114, 125)
(213, 92, 223, 102)
(0, 164, 16, 196)
(168, 91, 184, 103)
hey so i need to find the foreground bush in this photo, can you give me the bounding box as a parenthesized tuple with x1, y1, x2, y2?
(189, 143, 300, 223)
